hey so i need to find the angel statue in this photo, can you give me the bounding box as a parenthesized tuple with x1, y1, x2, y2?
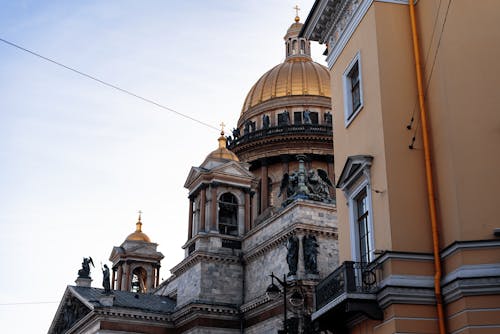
(279, 168, 333, 205)
(306, 169, 333, 201)
(78, 257, 94, 279)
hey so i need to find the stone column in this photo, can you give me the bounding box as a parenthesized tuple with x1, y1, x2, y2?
(146, 265, 153, 292)
(199, 186, 206, 232)
(155, 266, 160, 287)
(244, 189, 251, 233)
(124, 263, 131, 291)
(281, 156, 290, 200)
(111, 268, 116, 290)
(260, 160, 269, 211)
(210, 183, 218, 231)
(117, 264, 123, 290)
(188, 196, 194, 239)
(327, 156, 335, 198)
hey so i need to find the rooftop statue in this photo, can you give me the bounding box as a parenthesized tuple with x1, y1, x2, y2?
(78, 257, 94, 279)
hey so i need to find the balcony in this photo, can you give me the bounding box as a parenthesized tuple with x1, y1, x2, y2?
(227, 124, 332, 149)
(313, 261, 383, 331)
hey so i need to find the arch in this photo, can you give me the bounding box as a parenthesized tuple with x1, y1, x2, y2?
(131, 266, 148, 293)
(292, 40, 297, 55)
(300, 40, 305, 54)
(218, 192, 239, 236)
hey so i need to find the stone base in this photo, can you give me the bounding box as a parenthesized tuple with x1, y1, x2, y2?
(99, 294, 115, 306)
(75, 277, 92, 287)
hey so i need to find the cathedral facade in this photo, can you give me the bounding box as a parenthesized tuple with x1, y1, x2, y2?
(49, 16, 338, 334)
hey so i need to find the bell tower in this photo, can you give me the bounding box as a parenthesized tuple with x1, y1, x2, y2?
(109, 213, 164, 293)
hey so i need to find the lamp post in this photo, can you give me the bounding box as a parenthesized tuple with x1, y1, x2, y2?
(266, 272, 304, 334)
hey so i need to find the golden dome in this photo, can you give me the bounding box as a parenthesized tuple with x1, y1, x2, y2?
(126, 213, 151, 242)
(241, 59, 331, 115)
(206, 132, 240, 161)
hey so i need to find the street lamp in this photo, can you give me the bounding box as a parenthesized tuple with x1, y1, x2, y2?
(266, 272, 304, 333)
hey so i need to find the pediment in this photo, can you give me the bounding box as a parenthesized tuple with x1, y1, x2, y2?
(336, 155, 373, 190)
(210, 160, 253, 178)
(185, 160, 254, 190)
(48, 287, 93, 334)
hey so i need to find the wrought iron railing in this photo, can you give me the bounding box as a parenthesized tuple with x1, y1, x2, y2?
(227, 124, 332, 149)
(315, 261, 379, 309)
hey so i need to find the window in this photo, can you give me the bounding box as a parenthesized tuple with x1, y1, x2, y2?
(310, 112, 319, 125)
(294, 112, 302, 124)
(218, 193, 238, 236)
(337, 156, 374, 263)
(354, 188, 371, 264)
(277, 111, 290, 126)
(343, 52, 363, 127)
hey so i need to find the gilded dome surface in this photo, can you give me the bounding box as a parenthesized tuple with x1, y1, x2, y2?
(241, 59, 331, 115)
(126, 217, 151, 243)
(206, 134, 239, 162)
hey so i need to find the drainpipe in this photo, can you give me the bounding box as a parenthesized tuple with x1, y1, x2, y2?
(408, 2, 446, 333)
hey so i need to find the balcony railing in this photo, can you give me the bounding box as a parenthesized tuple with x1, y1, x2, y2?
(315, 261, 379, 309)
(227, 124, 332, 149)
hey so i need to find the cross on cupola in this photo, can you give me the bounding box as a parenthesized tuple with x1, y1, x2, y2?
(294, 4, 300, 22)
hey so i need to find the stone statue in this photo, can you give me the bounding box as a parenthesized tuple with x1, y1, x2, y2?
(226, 135, 232, 146)
(303, 235, 319, 274)
(286, 235, 299, 276)
(278, 157, 333, 206)
(232, 127, 240, 139)
(324, 111, 332, 124)
(284, 111, 290, 125)
(306, 169, 332, 201)
(303, 110, 312, 124)
(78, 257, 94, 279)
(102, 264, 111, 294)
(262, 114, 270, 129)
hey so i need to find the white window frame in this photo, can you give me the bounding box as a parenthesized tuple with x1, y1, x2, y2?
(345, 169, 375, 264)
(343, 51, 363, 127)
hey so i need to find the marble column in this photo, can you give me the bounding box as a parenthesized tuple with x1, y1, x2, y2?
(199, 186, 206, 232)
(188, 196, 194, 239)
(260, 160, 269, 211)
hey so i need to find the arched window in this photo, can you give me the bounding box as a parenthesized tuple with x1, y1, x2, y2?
(218, 193, 238, 236)
(292, 40, 297, 55)
(131, 267, 147, 293)
(300, 40, 305, 54)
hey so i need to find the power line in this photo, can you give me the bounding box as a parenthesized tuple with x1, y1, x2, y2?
(0, 37, 219, 132)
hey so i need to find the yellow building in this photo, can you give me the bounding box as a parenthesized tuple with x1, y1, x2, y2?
(302, 0, 500, 333)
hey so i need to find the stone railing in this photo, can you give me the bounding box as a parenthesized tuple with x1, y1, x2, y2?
(227, 124, 332, 149)
(315, 261, 379, 309)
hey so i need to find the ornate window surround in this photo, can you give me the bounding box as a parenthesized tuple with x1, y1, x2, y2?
(337, 155, 375, 262)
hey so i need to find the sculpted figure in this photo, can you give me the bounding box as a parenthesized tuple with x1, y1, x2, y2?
(78, 257, 94, 279)
(286, 236, 299, 276)
(303, 110, 312, 124)
(262, 114, 270, 129)
(303, 235, 319, 274)
(102, 264, 111, 294)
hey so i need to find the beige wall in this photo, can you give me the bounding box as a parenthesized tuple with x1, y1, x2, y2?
(416, 0, 500, 246)
(332, 2, 437, 261)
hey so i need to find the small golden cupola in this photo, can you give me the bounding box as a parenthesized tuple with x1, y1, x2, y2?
(205, 124, 240, 162)
(125, 212, 151, 242)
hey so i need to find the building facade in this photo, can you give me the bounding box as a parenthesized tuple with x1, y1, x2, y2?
(301, 0, 500, 333)
(49, 16, 339, 334)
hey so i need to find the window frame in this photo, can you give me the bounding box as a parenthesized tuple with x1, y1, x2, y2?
(343, 51, 364, 127)
(347, 177, 375, 264)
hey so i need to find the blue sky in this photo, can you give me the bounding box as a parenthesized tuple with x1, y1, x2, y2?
(0, 1, 324, 332)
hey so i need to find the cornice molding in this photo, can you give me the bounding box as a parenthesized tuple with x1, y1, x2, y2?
(170, 251, 240, 276)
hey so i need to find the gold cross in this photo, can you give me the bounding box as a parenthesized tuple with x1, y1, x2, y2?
(220, 122, 226, 135)
(294, 5, 300, 17)
(137, 210, 142, 221)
